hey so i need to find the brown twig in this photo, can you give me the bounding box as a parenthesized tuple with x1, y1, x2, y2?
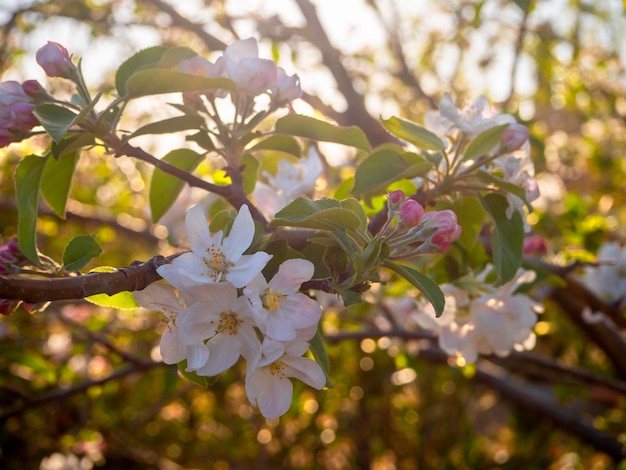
(0, 255, 169, 303)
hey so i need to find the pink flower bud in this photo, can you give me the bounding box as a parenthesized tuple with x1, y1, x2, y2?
(523, 235, 548, 255)
(422, 210, 462, 253)
(388, 190, 405, 205)
(0, 81, 37, 147)
(400, 199, 425, 227)
(7, 237, 20, 255)
(500, 123, 529, 152)
(21, 80, 49, 102)
(36, 41, 75, 79)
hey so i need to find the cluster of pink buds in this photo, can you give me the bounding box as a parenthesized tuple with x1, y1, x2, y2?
(0, 81, 40, 148)
(382, 191, 462, 259)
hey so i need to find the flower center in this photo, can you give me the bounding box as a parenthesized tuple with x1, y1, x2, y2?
(268, 360, 287, 379)
(262, 288, 286, 312)
(202, 243, 232, 282)
(215, 311, 242, 336)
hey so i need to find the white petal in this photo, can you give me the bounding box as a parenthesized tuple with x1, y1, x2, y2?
(226, 252, 272, 288)
(265, 311, 296, 341)
(133, 283, 181, 313)
(185, 344, 210, 371)
(196, 334, 242, 376)
(269, 258, 314, 294)
(284, 356, 325, 389)
(160, 329, 186, 364)
(246, 367, 293, 419)
(224, 37, 259, 62)
(185, 205, 214, 254)
(222, 204, 255, 262)
(279, 295, 321, 329)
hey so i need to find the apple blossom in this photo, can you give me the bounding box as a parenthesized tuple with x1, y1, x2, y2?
(133, 283, 210, 370)
(414, 268, 541, 363)
(156, 204, 271, 289)
(244, 258, 322, 341)
(218, 38, 277, 96)
(500, 123, 529, 152)
(245, 337, 325, 418)
(272, 67, 302, 103)
(177, 282, 261, 377)
(252, 147, 323, 219)
(581, 242, 626, 306)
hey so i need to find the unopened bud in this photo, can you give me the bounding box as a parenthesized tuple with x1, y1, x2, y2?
(400, 199, 425, 227)
(36, 41, 76, 79)
(500, 123, 529, 152)
(523, 235, 548, 255)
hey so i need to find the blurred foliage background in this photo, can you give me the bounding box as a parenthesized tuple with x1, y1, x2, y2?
(1, 0, 626, 468)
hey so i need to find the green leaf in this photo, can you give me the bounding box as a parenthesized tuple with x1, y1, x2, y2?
(463, 124, 509, 161)
(339, 197, 368, 231)
(125, 70, 236, 98)
(62, 234, 102, 272)
(115, 45, 170, 96)
(85, 267, 139, 309)
(177, 361, 210, 388)
(33, 104, 78, 143)
(248, 135, 302, 157)
(130, 115, 205, 138)
(241, 153, 260, 195)
(481, 193, 524, 285)
(474, 171, 532, 210)
(41, 150, 79, 218)
(149, 149, 204, 223)
(384, 261, 445, 317)
(352, 148, 432, 196)
(382, 116, 446, 151)
(275, 114, 370, 151)
(446, 197, 486, 251)
(270, 197, 363, 231)
(15, 154, 47, 263)
(309, 327, 334, 388)
(51, 133, 95, 159)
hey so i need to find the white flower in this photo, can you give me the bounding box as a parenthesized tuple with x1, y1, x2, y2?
(252, 147, 322, 219)
(133, 283, 210, 370)
(157, 204, 271, 289)
(424, 93, 515, 141)
(218, 38, 277, 95)
(244, 259, 322, 341)
(176, 282, 261, 376)
(245, 336, 325, 419)
(414, 268, 541, 363)
(581, 242, 626, 304)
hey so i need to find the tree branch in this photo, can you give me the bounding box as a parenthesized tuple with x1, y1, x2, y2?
(293, 0, 393, 147)
(0, 255, 169, 303)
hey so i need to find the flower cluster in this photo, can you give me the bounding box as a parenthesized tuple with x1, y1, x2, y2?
(380, 190, 462, 258)
(423, 93, 540, 231)
(410, 267, 542, 363)
(179, 37, 301, 105)
(580, 242, 626, 312)
(134, 204, 325, 418)
(0, 81, 39, 148)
